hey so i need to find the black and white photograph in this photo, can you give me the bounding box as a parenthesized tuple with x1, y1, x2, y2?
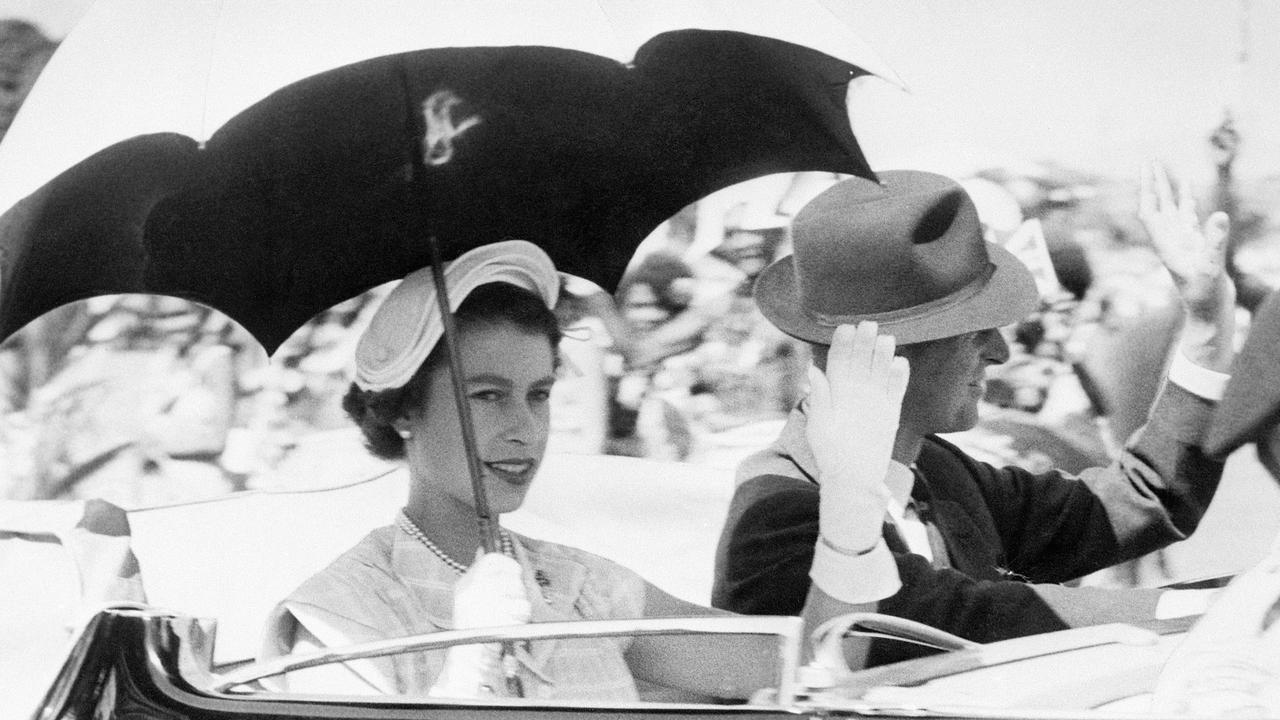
(3, 1, 1280, 718)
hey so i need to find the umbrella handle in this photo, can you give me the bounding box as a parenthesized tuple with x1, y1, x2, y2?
(429, 238, 526, 698)
(427, 237, 499, 554)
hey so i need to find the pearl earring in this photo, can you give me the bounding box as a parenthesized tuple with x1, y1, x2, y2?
(397, 429, 412, 440)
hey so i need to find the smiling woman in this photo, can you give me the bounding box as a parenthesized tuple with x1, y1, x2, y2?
(258, 241, 798, 702)
(341, 279, 562, 521)
(393, 307, 559, 519)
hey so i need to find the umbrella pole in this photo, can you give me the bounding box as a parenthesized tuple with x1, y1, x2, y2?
(427, 238, 525, 698)
(428, 237, 500, 554)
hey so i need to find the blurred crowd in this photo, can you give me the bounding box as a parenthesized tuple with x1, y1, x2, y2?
(0, 20, 1277, 515)
(2, 139, 1278, 511)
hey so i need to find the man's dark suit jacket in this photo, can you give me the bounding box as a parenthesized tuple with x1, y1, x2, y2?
(712, 383, 1223, 667)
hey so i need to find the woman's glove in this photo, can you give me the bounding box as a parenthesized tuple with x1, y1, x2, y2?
(452, 552, 533, 630)
(430, 552, 532, 697)
(805, 322, 909, 604)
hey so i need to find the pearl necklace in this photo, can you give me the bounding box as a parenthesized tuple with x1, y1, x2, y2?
(397, 511, 514, 574)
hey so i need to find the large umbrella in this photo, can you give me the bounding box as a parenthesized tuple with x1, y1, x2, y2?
(0, 0, 900, 352)
(0, 7, 904, 697)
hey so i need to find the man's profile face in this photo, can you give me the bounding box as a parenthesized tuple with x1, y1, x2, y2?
(897, 328, 1010, 435)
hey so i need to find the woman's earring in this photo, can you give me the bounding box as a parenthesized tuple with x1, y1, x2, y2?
(397, 429, 412, 440)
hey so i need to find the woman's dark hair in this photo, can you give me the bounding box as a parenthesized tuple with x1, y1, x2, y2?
(342, 282, 562, 460)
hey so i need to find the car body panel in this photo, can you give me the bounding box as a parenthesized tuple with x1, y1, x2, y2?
(33, 607, 1206, 719)
(36, 610, 808, 720)
(6, 448, 1216, 719)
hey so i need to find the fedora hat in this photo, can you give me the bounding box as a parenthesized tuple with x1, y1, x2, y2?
(1205, 288, 1280, 463)
(754, 170, 1039, 345)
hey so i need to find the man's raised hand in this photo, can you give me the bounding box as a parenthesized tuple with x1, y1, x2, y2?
(806, 321, 910, 552)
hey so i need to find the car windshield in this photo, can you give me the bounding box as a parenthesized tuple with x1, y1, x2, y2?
(4, 4, 1280, 720)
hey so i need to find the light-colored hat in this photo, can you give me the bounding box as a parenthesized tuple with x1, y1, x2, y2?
(753, 170, 1039, 345)
(354, 240, 559, 391)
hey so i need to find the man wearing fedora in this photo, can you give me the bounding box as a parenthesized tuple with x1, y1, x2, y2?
(712, 166, 1238, 667)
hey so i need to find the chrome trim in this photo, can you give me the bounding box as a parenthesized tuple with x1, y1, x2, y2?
(839, 621, 1167, 702)
(816, 612, 979, 653)
(212, 615, 804, 703)
(974, 622, 1159, 666)
(32, 604, 159, 720)
(31, 614, 104, 720)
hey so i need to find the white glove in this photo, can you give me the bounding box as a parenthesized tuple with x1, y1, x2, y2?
(804, 322, 909, 605)
(452, 552, 533, 629)
(430, 552, 531, 698)
(805, 321, 909, 553)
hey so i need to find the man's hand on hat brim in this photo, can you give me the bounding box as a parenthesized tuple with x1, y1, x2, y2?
(807, 322, 910, 552)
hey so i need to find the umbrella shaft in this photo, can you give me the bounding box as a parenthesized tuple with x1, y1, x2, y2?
(428, 237, 499, 554)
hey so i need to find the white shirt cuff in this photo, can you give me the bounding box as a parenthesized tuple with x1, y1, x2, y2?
(810, 537, 901, 604)
(1168, 350, 1230, 401)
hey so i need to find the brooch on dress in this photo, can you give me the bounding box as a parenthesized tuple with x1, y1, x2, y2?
(995, 565, 1031, 583)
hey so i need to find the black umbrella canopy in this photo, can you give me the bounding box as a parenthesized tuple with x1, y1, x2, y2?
(0, 30, 877, 353)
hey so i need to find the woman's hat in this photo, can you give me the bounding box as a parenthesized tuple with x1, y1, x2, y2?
(354, 240, 560, 391)
(1205, 288, 1280, 459)
(753, 170, 1039, 345)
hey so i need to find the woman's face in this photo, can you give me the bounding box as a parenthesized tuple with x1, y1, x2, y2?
(400, 321, 556, 516)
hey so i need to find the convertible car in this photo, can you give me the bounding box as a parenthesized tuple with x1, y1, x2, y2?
(3, 438, 1243, 720)
(3, 3, 1276, 717)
